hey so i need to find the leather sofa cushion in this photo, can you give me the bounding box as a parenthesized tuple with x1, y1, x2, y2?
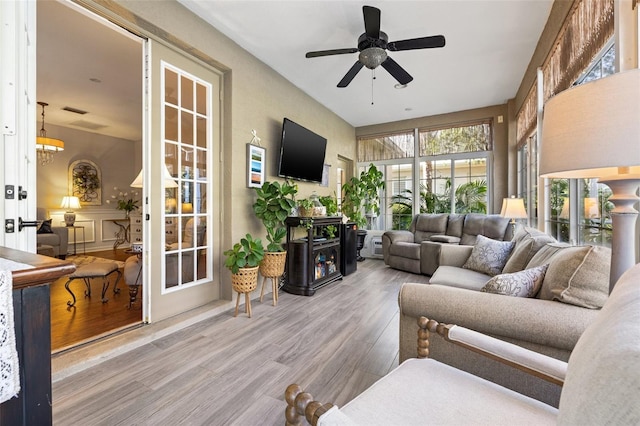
(389, 241, 420, 260)
(445, 213, 465, 237)
(460, 214, 510, 245)
(430, 235, 461, 244)
(413, 214, 449, 243)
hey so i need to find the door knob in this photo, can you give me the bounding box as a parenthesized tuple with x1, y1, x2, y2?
(18, 217, 39, 231)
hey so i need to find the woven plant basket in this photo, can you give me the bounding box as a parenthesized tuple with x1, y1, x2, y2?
(259, 251, 287, 278)
(231, 266, 259, 293)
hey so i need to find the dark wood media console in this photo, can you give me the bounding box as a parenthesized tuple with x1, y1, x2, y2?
(283, 216, 343, 296)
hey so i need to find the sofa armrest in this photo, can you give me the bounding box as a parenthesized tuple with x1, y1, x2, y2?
(51, 226, 69, 256)
(420, 242, 472, 275)
(419, 317, 566, 385)
(382, 230, 414, 264)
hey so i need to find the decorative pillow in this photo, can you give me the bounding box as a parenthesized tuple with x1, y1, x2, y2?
(526, 242, 570, 269)
(462, 235, 515, 276)
(37, 219, 54, 234)
(539, 245, 611, 309)
(481, 264, 549, 297)
(502, 227, 556, 274)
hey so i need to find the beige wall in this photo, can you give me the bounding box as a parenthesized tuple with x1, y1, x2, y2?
(110, 0, 356, 298)
(36, 123, 138, 214)
(355, 104, 509, 213)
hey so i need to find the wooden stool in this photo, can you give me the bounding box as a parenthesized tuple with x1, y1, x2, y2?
(64, 262, 122, 307)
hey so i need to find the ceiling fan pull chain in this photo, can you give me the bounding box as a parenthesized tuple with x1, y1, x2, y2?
(371, 69, 375, 105)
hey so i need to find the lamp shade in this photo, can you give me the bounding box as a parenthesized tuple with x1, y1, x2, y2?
(540, 68, 640, 179)
(60, 196, 81, 210)
(500, 197, 527, 219)
(130, 165, 179, 188)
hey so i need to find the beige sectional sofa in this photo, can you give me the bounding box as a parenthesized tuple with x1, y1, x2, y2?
(382, 213, 512, 275)
(398, 226, 612, 407)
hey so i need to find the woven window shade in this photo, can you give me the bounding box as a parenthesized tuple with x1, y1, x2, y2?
(516, 0, 614, 146)
(516, 84, 537, 148)
(357, 131, 414, 162)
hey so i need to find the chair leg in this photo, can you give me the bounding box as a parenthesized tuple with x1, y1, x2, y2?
(100, 277, 110, 303)
(234, 291, 240, 317)
(65, 278, 77, 307)
(112, 269, 122, 294)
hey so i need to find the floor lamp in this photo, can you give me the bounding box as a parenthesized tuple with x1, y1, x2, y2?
(540, 68, 640, 292)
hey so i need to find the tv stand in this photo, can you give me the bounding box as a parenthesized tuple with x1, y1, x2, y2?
(283, 216, 342, 296)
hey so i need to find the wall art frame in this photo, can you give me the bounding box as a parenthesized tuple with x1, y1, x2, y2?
(69, 159, 102, 205)
(247, 143, 266, 188)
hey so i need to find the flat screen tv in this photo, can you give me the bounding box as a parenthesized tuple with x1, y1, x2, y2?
(278, 118, 327, 183)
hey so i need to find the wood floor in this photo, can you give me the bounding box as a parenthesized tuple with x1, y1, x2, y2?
(52, 259, 429, 425)
(51, 249, 142, 352)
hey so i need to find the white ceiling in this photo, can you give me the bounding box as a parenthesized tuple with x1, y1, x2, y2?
(37, 0, 553, 141)
(179, 0, 554, 127)
(37, 1, 142, 142)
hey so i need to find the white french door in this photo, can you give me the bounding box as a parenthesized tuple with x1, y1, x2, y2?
(144, 39, 221, 322)
(0, 0, 37, 250)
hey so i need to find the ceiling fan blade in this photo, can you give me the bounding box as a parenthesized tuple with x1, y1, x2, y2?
(363, 6, 381, 39)
(387, 35, 446, 51)
(337, 61, 364, 88)
(381, 57, 413, 85)
(305, 48, 359, 58)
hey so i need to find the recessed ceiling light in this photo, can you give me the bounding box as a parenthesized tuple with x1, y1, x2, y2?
(89, 78, 102, 83)
(394, 83, 407, 89)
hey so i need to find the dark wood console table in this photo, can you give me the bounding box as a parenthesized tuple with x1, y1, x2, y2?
(283, 216, 343, 296)
(0, 247, 75, 426)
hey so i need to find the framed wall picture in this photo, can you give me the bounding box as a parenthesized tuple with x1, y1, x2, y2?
(69, 159, 102, 206)
(247, 144, 266, 188)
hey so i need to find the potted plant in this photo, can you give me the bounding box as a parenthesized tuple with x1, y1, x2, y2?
(223, 233, 265, 317)
(341, 164, 385, 228)
(319, 194, 338, 216)
(341, 164, 385, 260)
(253, 181, 297, 303)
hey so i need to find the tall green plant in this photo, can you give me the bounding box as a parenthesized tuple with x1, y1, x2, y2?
(341, 164, 385, 229)
(253, 180, 298, 252)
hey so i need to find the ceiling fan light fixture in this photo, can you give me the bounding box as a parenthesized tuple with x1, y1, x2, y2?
(359, 47, 387, 69)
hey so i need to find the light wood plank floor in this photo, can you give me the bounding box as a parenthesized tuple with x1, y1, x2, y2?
(52, 259, 429, 425)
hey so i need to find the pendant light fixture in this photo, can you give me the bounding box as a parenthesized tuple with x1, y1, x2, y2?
(36, 102, 64, 166)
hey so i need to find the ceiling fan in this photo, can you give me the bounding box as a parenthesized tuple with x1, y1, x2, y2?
(305, 5, 446, 88)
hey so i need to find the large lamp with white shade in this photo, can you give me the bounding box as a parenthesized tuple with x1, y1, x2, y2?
(540, 68, 640, 292)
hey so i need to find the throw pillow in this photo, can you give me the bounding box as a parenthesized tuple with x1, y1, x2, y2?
(502, 227, 556, 274)
(527, 242, 571, 269)
(462, 235, 515, 276)
(37, 219, 54, 234)
(539, 245, 611, 309)
(481, 264, 549, 297)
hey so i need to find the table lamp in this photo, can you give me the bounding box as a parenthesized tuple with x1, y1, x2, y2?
(130, 164, 179, 188)
(60, 196, 81, 227)
(540, 68, 640, 292)
(500, 196, 528, 235)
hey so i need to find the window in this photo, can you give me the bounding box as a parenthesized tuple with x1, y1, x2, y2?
(360, 121, 491, 230)
(163, 64, 211, 289)
(516, 0, 614, 248)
